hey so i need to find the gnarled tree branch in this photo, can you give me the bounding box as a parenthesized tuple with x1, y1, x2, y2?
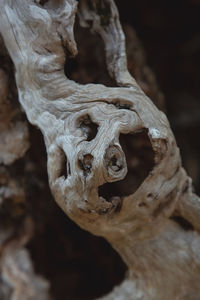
(0, 0, 200, 299)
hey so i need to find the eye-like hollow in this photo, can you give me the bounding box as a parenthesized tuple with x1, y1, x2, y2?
(98, 129, 155, 202)
(78, 154, 93, 176)
(57, 148, 70, 180)
(79, 115, 98, 141)
(35, 0, 49, 6)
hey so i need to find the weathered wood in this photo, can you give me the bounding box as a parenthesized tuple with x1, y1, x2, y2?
(0, 0, 200, 299)
(0, 36, 50, 300)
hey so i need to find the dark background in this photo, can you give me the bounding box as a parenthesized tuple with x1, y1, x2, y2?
(116, 0, 200, 195)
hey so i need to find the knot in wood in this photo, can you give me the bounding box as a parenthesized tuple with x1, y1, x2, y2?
(104, 145, 127, 183)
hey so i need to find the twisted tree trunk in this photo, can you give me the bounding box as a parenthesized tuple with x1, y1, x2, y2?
(0, 0, 200, 299)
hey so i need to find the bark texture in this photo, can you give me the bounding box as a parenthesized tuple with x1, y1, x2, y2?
(0, 0, 200, 299)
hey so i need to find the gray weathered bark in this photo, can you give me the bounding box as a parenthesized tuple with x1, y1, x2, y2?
(0, 0, 200, 299)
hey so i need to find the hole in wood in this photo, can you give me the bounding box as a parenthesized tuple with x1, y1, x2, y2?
(35, 0, 49, 6)
(170, 216, 194, 231)
(113, 101, 131, 110)
(110, 155, 122, 172)
(64, 23, 117, 86)
(57, 148, 70, 180)
(98, 129, 155, 202)
(78, 154, 93, 176)
(79, 115, 98, 141)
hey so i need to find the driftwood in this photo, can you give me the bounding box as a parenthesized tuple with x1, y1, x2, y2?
(0, 0, 200, 299)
